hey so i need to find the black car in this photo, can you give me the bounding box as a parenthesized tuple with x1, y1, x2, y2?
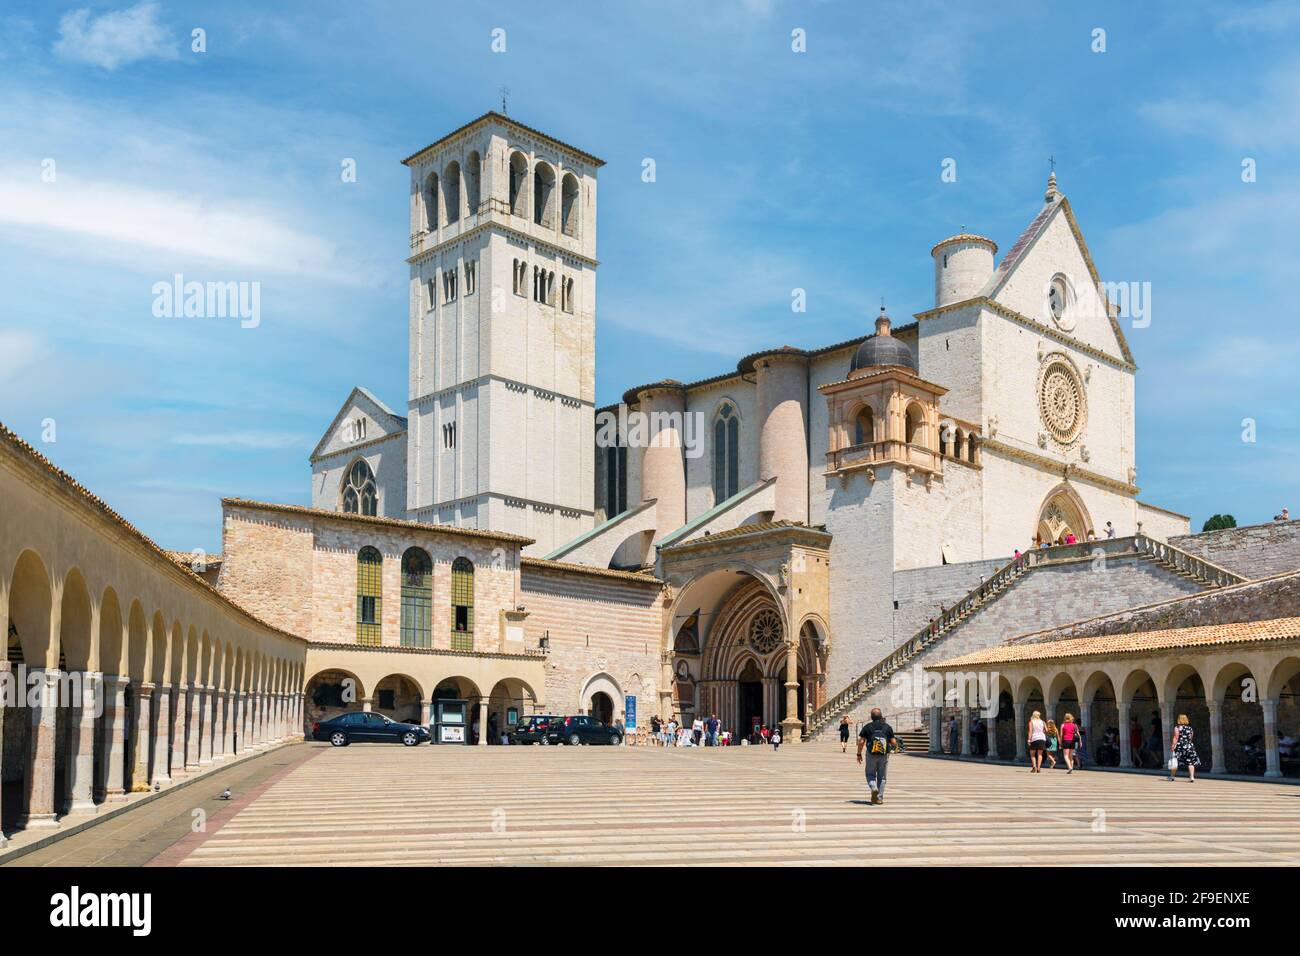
(544, 715, 623, 746)
(312, 711, 430, 747)
(509, 714, 560, 745)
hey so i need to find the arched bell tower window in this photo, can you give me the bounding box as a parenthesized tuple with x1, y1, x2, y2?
(342, 458, 378, 516)
(508, 151, 529, 218)
(854, 406, 874, 446)
(712, 403, 740, 503)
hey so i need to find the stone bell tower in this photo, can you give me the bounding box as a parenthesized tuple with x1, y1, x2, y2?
(401, 113, 603, 555)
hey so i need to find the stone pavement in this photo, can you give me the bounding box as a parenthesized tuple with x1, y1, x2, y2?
(113, 740, 1300, 867)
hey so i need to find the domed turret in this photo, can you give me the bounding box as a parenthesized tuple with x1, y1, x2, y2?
(850, 308, 916, 374)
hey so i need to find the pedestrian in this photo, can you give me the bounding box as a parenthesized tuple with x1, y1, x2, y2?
(691, 714, 704, 747)
(709, 713, 720, 746)
(771, 725, 782, 750)
(839, 715, 851, 753)
(1168, 714, 1201, 781)
(1027, 709, 1047, 773)
(665, 716, 678, 747)
(856, 707, 897, 805)
(1044, 719, 1060, 769)
(971, 714, 985, 756)
(760, 724, 771, 745)
(947, 713, 959, 754)
(650, 714, 662, 747)
(1105, 520, 1115, 539)
(1060, 712, 1081, 773)
(1129, 717, 1144, 767)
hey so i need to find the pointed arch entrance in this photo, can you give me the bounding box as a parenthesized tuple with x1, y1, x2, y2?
(1035, 484, 1093, 544)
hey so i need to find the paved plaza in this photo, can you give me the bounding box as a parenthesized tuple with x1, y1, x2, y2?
(12, 741, 1299, 867)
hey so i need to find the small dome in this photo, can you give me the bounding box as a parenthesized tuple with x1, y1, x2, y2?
(850, 308, 916, 373)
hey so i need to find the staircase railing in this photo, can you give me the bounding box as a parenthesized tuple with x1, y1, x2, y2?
(805, 535, 1247, 738)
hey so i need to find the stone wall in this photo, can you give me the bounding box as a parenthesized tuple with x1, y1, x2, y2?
(892, 556, 1009, 641)
(519, 560, 662, 727)
(1171, 519, 1300, 579)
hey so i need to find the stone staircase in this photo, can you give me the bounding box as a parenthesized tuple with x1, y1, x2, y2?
(804, 536, 1246, 740)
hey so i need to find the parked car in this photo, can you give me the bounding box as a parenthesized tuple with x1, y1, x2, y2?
(544, 715, 623, 746)
(509, 714, 561, 745)
(312, 711, 430, 747)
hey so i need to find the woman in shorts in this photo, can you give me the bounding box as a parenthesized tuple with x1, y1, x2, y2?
(1027, 710, 1047, 773)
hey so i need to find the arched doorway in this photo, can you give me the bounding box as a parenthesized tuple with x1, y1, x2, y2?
(737, 659, 763, 740)
(590, 692, 614, 726)
(1035, 485, 1093, 544)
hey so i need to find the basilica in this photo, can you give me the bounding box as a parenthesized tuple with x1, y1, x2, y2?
(4, 113, 1298, 845)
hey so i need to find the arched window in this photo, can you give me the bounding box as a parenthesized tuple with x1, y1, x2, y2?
(465, 151, 482, 213)
(953, 428, 965, 460)
(561, 173, 580, 237)
(939, 422, 951, 456)
(854, 406, 874, 446)
(967, 434, 977, 464)
(508, 152, 528, 217)
(904, 404, 923, 445)
(712, 403, 740, 503)
(400, 547, 432, 648)
(341, 458, 378, 516)
(423, 172, 439, 232)
(450, 557, 474, 651)
(356, 547, 382, 646)
(443, 161, 461, 224)
(533, 162, 556, 227)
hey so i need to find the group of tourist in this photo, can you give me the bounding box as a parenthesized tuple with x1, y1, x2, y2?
(1025, 711, 1085, 773)
(646, 714, 788, 748)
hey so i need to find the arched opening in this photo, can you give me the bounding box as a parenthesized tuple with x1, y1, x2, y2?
(853, 406, 874, 446)
(938, 421, 951, 457)
(465, 150, 482, 213)
(434, 676, 482, 742)
(533, 161, 556, 227)
(304, 669, 365, 728)
(1269, 659, 1300, 776)
(341, 457, 377, 516)
(508, 151, 528, 217)
(579, 672, 622, 725)
(737, 659, 763, 740)
(712, 403, 740, 503)
(609, 529, 654, 571)
(4, 550, 52, 833)
(488, 678, 538, 743)
(1214, 663, 1266, 774)
(356, 546, 382, 645)
(1036, 485, 1092, 545)
(590, 692, 614, 726)
(967, 434, 978, 464)
(953, 428, 965, 460)
(373, 674, 424, 724)
(399, 547, 433, 648)
(1081, 670, 1119, 765)
(1121, 669, 1163, 768)
(1164, 664, 1211, 772)
(450, 557, 474, 651)
(442, 160, 461, 224)
(560, 172, 580, 237)
(905, 403, 925, 446)
(993, 678, 1016, 758)
(423, 171, 439, 232)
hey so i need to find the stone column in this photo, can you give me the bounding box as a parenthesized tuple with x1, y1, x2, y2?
(249, 692, 262, 748)
(1013, 701, 1027, 762)
(130, 682, 153, 791)
(1161, 700, 1177, 765)
(102, 674, 130, 801)
(170, 683, 188, 779)
(1078, 699, 1092, 762)
(19, 668, 62, 828)
(987, 713, 1000, 760)
(213, 691, 228, 759)
(297, 693, 306, 737)
(198, 686, 214, 765)
(1117, 701, 1132, 767)
(151, 684, 172, 787)
(780, 644, 802, 742)
(232, 692, 245, 754)
(478, 699, 489, 746)
(960, 707, 972, 756)
(1262, 698, 1282, 777)
(928, 706, 942, 753)
(185, 684, 203, 769)
(68, 671, 102, 813)
(1207, 700, 1225, 775)
(420, 699, 432, 726)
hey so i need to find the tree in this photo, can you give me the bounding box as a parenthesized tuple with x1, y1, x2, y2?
(1202, 514, 1236, 532)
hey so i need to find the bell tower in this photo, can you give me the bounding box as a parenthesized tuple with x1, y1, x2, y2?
(401, 113, 603, 554)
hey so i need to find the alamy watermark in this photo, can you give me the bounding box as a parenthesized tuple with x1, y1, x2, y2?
(595, 403, 706, 459)
(152, 273, 261, 328)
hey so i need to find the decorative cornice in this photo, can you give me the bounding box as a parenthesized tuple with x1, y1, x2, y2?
(981, 438, 1138, 495)
(401, 111, 605, 168)
(408, 216, 599, 269)
(309, 429, 406, 465)
(306, 640, 546, 662)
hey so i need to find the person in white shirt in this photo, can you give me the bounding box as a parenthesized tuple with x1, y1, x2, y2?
(665, 718, 678, 747)
(691, 716, 704, 746)
(1105, 521, 1116, 539)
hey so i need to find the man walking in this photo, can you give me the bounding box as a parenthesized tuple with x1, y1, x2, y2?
(856, 708, 897, 805)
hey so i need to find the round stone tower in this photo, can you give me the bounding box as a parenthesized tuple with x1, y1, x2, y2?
(751, 349, 809, 524)
(633, 382, 687, 534)
(931, 233, 997, 308)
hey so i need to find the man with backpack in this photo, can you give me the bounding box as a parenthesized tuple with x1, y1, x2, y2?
(856, 708, 897, 805)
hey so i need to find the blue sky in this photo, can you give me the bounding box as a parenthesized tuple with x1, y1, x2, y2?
(1, 0, 1297, 553)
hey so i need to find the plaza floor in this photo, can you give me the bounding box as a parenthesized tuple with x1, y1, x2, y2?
(14, 739, 1297, 867)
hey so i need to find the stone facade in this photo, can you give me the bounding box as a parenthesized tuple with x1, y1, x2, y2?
(1171, 520, 1300, 580)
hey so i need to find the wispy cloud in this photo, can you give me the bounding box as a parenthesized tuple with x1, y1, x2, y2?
(53, 2, 178, 71)
(0, 329, 44, 378)
(171, 431, 312, 450)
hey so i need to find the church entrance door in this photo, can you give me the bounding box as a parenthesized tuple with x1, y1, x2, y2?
(737, 659, 763, 742)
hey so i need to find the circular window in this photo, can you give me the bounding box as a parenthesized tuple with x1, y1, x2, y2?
(748, 609, 783, 654)
(1046, 275, 1075, 331)
(1037, 356, 1086, 445)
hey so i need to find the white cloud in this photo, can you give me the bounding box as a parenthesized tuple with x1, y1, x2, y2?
(0, 171, 347, 281)
(53, 2, 177, 71)
(171, 431, 310, 450)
